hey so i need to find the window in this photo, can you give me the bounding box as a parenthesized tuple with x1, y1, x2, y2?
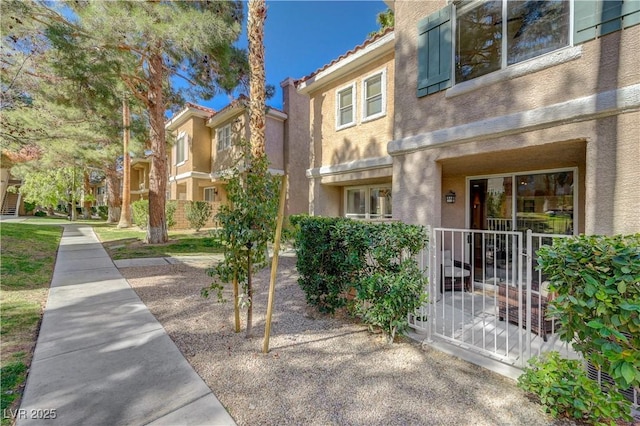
(345, 186, 392, 219)
(336, 83, 355, 129)
(204, 187, 216, 202)
(418, 1, 640, 97)
(175, 133, 187, 165)
(455, 0, 570, 83)
(362, 70, 386, 121)
(216, 124, 231, 151)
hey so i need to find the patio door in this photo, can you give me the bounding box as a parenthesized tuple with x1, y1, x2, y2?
(468, 169, 576, 282)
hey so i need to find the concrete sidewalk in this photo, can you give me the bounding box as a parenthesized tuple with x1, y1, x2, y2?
(17, 224, 236, 426)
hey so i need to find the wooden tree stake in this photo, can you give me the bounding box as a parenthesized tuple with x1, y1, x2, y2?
(263, 175, 287, 353)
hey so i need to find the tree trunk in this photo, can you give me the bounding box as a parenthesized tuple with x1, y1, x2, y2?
(248, 0, 267, 158)
(145, 50, 168, 244)
(245, 246, 253, 338)
(82, 170, 91, 219)
(105, 162, 121, 223)
(118, 96, 132, 228)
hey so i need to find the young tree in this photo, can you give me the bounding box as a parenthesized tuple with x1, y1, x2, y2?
(43, 1, 248, 243)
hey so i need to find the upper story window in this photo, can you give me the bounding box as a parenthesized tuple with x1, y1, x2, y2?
(216, 124, 231, 152)
(417, 0, 640, 97)
(336, 83, 356, 129)
(455, 0, 570, 83)
(362, 69, 386, 121)
(175, 133, 187, 165)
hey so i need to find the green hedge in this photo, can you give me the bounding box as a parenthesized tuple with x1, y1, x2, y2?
(290, 215, 428, 342)
(537, 234, 640, 390)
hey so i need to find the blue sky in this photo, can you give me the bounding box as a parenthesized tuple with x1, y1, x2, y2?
(201, 0, 388, 111)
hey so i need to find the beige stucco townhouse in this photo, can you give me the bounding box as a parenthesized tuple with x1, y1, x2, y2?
(388, 0, 639, 238)
(165, 90, 309, 221)
(296, 28, 395, 220)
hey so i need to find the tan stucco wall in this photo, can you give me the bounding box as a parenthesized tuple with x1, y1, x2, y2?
(393, 1, 640, 141)
(265, 115, 284, 171)
(392, 1, 640, 235)
(282, 78, 311, 215)
(309, 51, 395, 168)
(191, 118, 212, 173)
(211, 111, 246, 173)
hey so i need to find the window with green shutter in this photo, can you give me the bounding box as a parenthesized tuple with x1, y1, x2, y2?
(574, 0, 640, 44)
(417, 4, 453, 97)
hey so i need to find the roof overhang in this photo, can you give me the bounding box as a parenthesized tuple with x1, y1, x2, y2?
(165, 106, 212, 131)
(297, 31, 395, 95)
(207, 104, 244, 128)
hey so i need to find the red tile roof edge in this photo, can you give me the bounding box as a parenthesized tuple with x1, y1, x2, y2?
(294, 26, 394, 87)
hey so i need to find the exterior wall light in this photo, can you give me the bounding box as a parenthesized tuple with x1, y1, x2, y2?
(445, 190, 456, 204)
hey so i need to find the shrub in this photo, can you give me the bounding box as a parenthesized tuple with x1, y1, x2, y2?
(290, 215, 366, 313)
(185, 201, 212, 231)
(537, 234, 640, 390)
(518, 351, 632, 424)
(97, 206, 108, 220)
(24, 201, 36, 214)
(33, 210, 47, 217)
(131, 200, 149, 229)
(290, 216, 428, 342)
(165, 201, 177, 229)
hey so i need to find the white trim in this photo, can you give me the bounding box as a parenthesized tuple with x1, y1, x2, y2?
(447, 46, 582, 98)
(267, 109, 288, 121)
(465, 167, 579, 235)
(361, 68, 387, 122)
(344, 184, 393, 220)
(389, 84, 640, 156)
(169, 171, 211, 182)
(216, 124, 232, 152)
(297, 32, 395, 95)
(166, 106, 211, 131)
(207, 105, 243, 128)
(175, 131, 188, 166)
(210, 167, 285, 180)
(306, 156, 393, 178)
(336, 82, 356, 130)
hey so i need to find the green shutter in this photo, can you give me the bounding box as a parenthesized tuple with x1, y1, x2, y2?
(574, 0, 639, 44)
(417, 5, 452, 97)
(622, 0, 640, 28)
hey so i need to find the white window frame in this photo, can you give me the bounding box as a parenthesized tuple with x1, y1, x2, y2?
(465, 167, 579, 235)
(452, 0, 573, 87)
(361, 68, 386, 122)
(335, 82, 356, 130)
(175, 132, 188, 166)
(344, 184, 393, 220)
(216, 124, 231, 152)
(204, 187, 216, 202)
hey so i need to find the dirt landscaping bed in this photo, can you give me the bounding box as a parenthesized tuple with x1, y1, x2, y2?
(121, 256, 564, 426)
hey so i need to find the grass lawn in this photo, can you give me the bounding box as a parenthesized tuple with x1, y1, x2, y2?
(24, 216, 225, 260)
(90, 222, 224, 260)
(0, 222, 62, 423)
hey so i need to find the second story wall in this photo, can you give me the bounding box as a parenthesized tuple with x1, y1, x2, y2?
(392, 0, 640, 142)
(308, 50, 395, 168)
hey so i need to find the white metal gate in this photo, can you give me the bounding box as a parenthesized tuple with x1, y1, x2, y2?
(410, 228, 575, 368)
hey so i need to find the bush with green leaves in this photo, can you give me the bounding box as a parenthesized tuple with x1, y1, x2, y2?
(131, 199, 149, 229)
(518, 351, 632, 424)
(289, 215, 366, 313)
(24, 201, 36, 214)
(291, 216, 428, 342)
(185, 201, 212, 231)
(165, 201, 177, 229)
(97, 205, 108, 220)
(537, 234, 640, 390)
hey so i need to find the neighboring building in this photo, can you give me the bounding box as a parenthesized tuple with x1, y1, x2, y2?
(164, 92, 309, 218)
(388, 0, 639, 236)
(296, 28, 395, 220)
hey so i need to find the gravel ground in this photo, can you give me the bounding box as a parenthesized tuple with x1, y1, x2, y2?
(121, 255, 566, 426)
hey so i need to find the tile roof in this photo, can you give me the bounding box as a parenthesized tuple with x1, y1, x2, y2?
(295, 27, 394, 87)
(184, 102, 216, 117)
